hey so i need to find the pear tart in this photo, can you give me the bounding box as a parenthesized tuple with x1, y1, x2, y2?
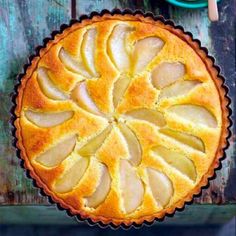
(14, 12, 230, 227)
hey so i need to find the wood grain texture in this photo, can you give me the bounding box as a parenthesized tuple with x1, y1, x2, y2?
(0, 204, 235, 225)
(0, 0, 71, 205)
(0, 0, 235, 214)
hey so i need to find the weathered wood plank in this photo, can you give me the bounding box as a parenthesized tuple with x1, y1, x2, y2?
(0, 204, 235, 225)
(76, 0, 121, 15)
(76, 0, 152, 15)
(0, 0, 71, 205)
(209, 0, 236, 204)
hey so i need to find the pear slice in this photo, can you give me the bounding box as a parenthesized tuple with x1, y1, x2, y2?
(119, 123, 142, 166)
(168, 105, 217, 128)
(36, 136, 76, 167)
(81, 28, 99, 77)
(37, 68, 68, 100)
(152, 62, 185, 89)
(78, 126, 112, 157)
(71, 82, 102, 115)
(113, 75, 130, 108)
(159, 128, 205, 152)
(159, 80, 201, 100)
(85, 164, 111, 208)
(107, 24, 133, 72)
(147, 168, 173, 207)
(152, 146, 197, 181)
(54, 157, 89, 193)
(59, 48, 91, 78)
(120, 160, 144, 213)
(133, 37, 164, 74)
(125, 108, 166, 127)
(25, 110, 74, 128)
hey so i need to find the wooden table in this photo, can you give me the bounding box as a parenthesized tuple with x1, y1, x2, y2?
(0, 0, 235, 225)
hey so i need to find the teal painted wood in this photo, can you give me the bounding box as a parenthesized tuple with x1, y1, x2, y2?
(76, 0, 121, 15)
(0, 204, 235, 225)
(0, 0, 235, 225)
(0, 0, 71, 205)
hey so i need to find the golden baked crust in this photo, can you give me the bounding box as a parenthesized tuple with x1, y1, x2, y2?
(14, 13, 230, 226)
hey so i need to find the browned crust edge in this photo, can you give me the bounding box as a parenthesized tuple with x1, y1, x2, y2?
(11, 9, 232, 229)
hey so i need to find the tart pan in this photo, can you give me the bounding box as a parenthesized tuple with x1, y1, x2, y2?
(11, 9, 232, 229)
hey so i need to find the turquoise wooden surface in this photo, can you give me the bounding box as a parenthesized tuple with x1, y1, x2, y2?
(0, 0, 235, 224)
(0, 0, 71, 205)
(0, 204, 235, 225)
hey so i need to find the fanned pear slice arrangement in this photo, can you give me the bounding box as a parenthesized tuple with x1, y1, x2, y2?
(35, 136, 76, 167)
(159, 80, 201, 100)
(133, 37, 164, 74)
(59, 48, 91, 78)
(25, 110, 74, 128)
(168, 105, 217, 128)
(53, 157, 89, 193)
(14, 14, 227, 227)
(147, 168, 173, 207)
(125, 108, 166, 127)
(120, 160, 144, 213)
(118, 123, 142, 166)
(78, 126, 112, 158)
(37, 68, 68, 100)
(152, 62, 185, 89)
(107, 24, 133, 72)
(81, 28, 99, 77)
(152, 146, 197, 181)
(59, 28, 99, 78)
(71, 82, 102, 115)
(85, 164, 111, 208)
(159, 128, 205, 152)
(113, 75, 131, 108)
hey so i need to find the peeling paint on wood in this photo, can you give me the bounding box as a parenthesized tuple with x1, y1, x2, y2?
(0, 0, 71, 205)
